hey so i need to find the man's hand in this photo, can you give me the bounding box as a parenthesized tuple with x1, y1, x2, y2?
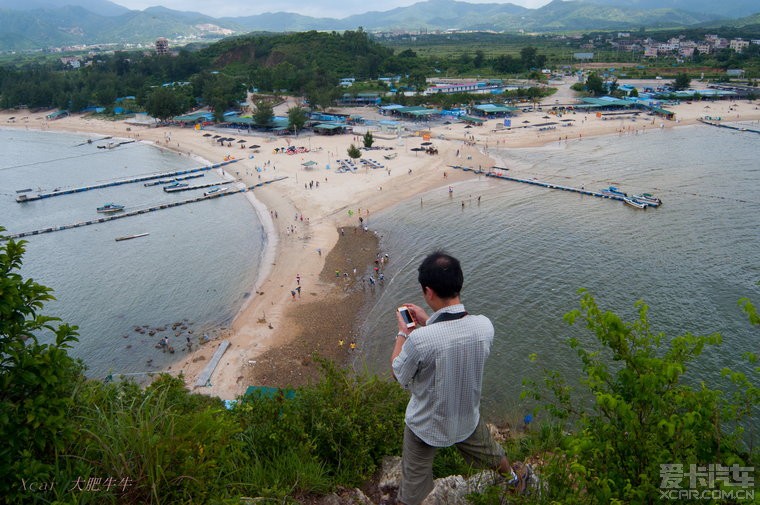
(398, 303, 429, 330)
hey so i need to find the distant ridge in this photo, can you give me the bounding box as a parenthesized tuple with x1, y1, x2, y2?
(0, 0, 757, 51)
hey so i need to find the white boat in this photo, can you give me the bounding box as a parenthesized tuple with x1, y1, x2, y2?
(163, 183, 189, 192)
(623, 197, 647, 209)
(115, 233, 149, 242)
(204, 186, 228, 197)
(97, 203, 125, 213)
(630, 193, 662, 207)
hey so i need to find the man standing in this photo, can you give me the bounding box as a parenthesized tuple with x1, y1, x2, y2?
(391, 251, 517, 505)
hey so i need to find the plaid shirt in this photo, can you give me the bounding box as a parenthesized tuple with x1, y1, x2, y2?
(392, 304, 494, 447)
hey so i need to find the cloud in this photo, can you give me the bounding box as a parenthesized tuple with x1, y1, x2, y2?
(113, 0, 552, 19)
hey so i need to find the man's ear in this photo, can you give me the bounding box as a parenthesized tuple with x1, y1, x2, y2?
(421, 285, 433, 300)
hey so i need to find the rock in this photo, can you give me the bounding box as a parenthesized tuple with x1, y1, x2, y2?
(314, 489, 373, 505)
(378, 456, 403, 490)
(377, 456, 501, 505)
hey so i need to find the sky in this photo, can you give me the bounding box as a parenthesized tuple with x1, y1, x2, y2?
(112, 0, 554, 19)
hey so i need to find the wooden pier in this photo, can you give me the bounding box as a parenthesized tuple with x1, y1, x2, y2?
(449, 165, 634, 203)
(163, 180, 235, 193)
(144, 173, 205, 187)
(3, 176, 288, 241)
(194, 340, 230, 387)
(698, 118, 760, 135)
(15, 159, 241, 203)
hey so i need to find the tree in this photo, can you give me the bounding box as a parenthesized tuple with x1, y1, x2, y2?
(347, 144, 362, 160)
(585, 72, 605, 96)
(525, 87, 544, 108)
(629, 87, 639, 98)
(254, 100, 274, 127)
(0, 228, 84, 501)
(145, 86, 187, 122)
(363, 131, 374, 148)
(473, 50, 485, 69)
(673, 72, 691, 91)
(492, 54, 521, 74)
(287, 106, 308, 135)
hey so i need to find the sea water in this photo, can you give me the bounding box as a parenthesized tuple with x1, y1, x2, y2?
(0, 129, 264, 379)
(358, 123, 760, 422)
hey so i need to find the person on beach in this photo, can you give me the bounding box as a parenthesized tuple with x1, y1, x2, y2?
(390, 251, 529, 505)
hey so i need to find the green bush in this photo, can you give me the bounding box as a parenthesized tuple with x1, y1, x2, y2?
(60, 375, 247, 504)
(0, 229, 85, 503)
(235, 359, 407, 490)
(522, 290, 758, 504)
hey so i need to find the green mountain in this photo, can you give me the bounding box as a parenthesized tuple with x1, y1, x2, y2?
(0, 0, 756, 52)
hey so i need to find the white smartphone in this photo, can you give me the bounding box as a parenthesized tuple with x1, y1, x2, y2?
(398, 306, 415, 328)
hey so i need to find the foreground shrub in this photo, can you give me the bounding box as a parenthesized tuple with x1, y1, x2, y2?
(60, 375, 247, 504)
(522, 290, 758, 504)
(0, 229, 85, 502)
(235, 358, 408, 494)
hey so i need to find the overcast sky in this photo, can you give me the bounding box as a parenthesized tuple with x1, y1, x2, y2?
(111, 0, 554, 19)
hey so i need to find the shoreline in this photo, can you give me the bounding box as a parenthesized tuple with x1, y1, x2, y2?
(2, 85, 759, 398)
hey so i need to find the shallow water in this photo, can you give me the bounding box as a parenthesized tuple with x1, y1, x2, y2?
(0, 129, 265, 379)
(357, 124, 760, 422)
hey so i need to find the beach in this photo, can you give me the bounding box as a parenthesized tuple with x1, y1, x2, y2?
(3, 81, 759, 399)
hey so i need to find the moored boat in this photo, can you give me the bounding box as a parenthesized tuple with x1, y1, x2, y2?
(631, 193, 662, 207)
(623, 197, 647, 209)
(204, 186, 228, 197)
(97, 203, 125, 213)
(600, 185, 627, 198)
(115, 232, 149, 242)
(163, 183, 189, 192)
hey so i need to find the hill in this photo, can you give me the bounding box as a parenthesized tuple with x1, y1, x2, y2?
(0, 0, 758, 52)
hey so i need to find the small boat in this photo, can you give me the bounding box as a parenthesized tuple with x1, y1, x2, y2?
(383, 153, 398, 160)
(204, 186, 228, 197)
(631, 193, 662, 207)
(97, 203, 125, 213)
(623, 197, 647, 209)
(163, 183, 189, 192)
(600, 186, 627, 198)
(115, 233, 149, 242)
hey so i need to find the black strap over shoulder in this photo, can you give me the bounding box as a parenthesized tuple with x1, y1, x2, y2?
(429, 311, 468, 324)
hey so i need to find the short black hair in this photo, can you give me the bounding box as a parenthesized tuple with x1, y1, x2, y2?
(417, 251, 463, 299)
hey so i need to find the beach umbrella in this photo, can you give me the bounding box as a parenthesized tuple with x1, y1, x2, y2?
(249, 144, 261, 148)
(421, 141, 432, 146)
(410, 147, 424, 151)
(522, 120, 531, 123)
(213, 135, 220, 138)
(203, 133, 212, 137)
(543, 116, 551, 119)
(237, 139, 246, 143)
